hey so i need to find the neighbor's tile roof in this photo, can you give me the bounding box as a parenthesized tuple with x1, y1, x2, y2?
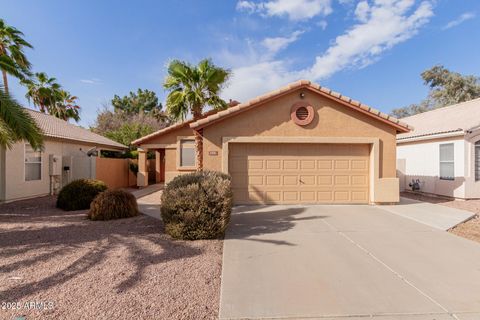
(189, 80, 411, 132)
(27, 109, 127, 149)
(397, 98, 480, 141)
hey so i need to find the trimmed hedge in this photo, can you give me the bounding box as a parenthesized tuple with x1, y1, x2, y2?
(56, 179, 107, 211)
(88, 189, 139, 220)
(161, 171, 233, 240)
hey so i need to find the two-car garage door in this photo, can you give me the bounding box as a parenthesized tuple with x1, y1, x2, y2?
(229, 143, 370, 204)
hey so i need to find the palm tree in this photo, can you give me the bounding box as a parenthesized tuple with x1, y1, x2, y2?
(23, 72, 61, 113)
(53, 90, 80, 122)
(164, 59, 230, 170)
(0, 85, 43, 149)
(23, 73, 81, 122)
(0, 19, 33, 94)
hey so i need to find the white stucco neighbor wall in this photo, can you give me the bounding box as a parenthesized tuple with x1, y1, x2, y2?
(3, 139, 101, 202)
(397, 137, 466, 198)
(464, 132, 480, 199)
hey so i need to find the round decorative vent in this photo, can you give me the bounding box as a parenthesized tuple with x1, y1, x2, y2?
(291, 102, 314, 126)
(296, 107, 309, 120)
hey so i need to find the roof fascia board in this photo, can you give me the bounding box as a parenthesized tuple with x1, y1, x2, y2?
(46, 136, 127, 150)
(397, 131, 464, 144)
(306, 86, 410, 133)
(190, 83, 410, 133)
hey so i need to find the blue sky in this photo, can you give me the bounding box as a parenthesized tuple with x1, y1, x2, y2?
(2, 0, 479, 127)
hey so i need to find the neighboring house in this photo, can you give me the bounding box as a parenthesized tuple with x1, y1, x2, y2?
(0, 109, 127, 202)
(397, 98, 480, 199)
(133, 80, 410, 205)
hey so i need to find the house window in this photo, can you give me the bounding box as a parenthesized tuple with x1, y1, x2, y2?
(25, 143, 42, 181)
(475, 141, 480, 181)
(439, 143, 454, 180)
(180, 139, 195, 167)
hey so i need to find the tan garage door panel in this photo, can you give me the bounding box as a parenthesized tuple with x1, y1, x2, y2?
(229, 143, 369, 204)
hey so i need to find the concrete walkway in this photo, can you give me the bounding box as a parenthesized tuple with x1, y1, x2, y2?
(220, 205, 480, 320)
(132, 184, 162, 220)
(381, 197, 475, 231)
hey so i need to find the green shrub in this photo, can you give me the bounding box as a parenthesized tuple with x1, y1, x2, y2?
(129, 162, 139, 175)
(161, 171, 233, 240)
(88, 189, 139, 220)
(56, 179, 108, 211)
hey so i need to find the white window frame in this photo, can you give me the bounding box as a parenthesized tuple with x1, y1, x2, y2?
(439, 143, 454, 181)
(475, 141, 480, 181)
(176, 137, 196, 170)
(24, 143, 42, 181)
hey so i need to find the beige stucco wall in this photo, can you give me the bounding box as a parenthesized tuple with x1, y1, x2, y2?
(4, 138, 109, 202)
(0, 146, 5, 201)
(136, 89, 400, 202)
(202, 88, 397, 179)
(139, 126, 196, 183)
(142, 126, 193, 147)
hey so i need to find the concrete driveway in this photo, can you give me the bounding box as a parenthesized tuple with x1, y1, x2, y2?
(220, 205, 480, 320)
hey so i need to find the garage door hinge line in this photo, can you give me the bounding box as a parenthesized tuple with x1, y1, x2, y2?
(320, 219, 459, 320)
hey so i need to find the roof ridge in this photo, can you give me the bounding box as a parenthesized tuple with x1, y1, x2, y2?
(401, 97, 480, 120)
(26, 109, 127, 149)
(189, 80, 410, 132)
(131, 105, 230, 145)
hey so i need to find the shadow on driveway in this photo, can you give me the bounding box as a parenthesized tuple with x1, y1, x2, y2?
(227, 205, 327, 246)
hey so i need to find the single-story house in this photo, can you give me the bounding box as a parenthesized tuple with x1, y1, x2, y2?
(133, 80, 411, 205)
(0, 109, 127, 202)
(397, 98, 480, 199)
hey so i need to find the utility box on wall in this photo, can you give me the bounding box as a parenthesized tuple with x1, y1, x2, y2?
(49, 154, 62, 176)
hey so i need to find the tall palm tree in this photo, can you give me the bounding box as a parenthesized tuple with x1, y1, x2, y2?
(53, 90, 80, 122)
(164, 59, 230, 170)
(23, 73, 81, 122)
(0, 19, 33, 94)
(0, 85, 43, 149)
(23, 72, 61, 113)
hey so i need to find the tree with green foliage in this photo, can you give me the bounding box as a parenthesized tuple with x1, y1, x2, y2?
(104, 122, 157, 147)
(163, 59, 230, 170)
(53, 90, 80, 122)
(0, 19, 33, 94)
(92, 89, 169, 151)
(112, 88, 165, 120)
(23, 72, 80, 122)
(0, 86, 43, 149)
(391, 65, 480, 118)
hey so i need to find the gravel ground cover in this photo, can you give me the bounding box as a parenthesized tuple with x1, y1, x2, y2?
(0, 196, 222, 320)
(402, 192, 480, 243)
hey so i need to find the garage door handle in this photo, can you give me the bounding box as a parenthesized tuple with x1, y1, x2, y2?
(299, 179, 304, 184)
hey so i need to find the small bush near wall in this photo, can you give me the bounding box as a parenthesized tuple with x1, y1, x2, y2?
(57, 179, 108, 211)
(88, 189, 139, 220)
(161, 171, 233, 240)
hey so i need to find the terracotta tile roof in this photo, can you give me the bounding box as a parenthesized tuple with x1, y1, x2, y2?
(397, 98, 480, 141)
(189, 80, 411, 133)
(131, 108, 222, 145)
(27, 109, 127, 149)
(133, 80, 411, 145)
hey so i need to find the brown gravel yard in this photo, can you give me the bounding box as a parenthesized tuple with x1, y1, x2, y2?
(0, 196, 222, 320)
(402, 192, 480, 243)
